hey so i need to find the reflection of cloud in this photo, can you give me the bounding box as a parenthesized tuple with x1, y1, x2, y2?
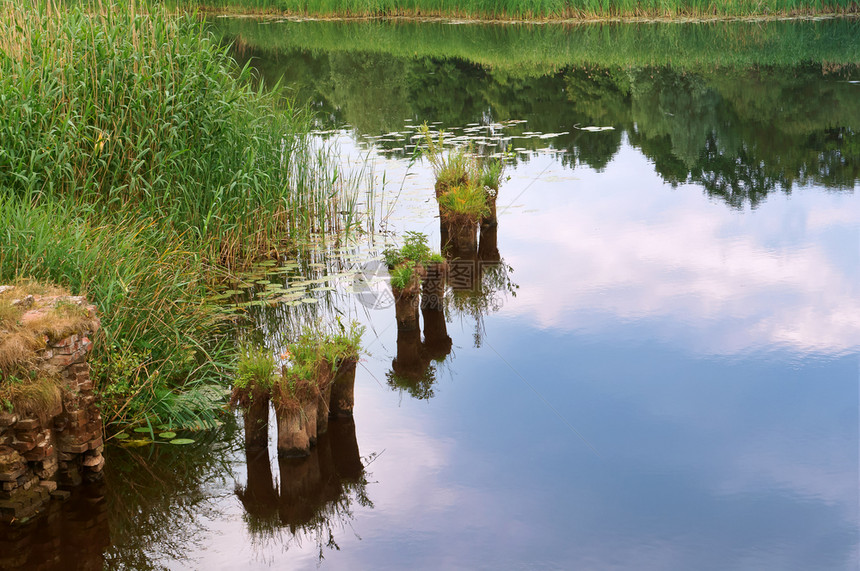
(499, 148, 860, 356)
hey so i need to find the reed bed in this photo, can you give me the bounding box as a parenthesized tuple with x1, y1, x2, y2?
(0, 1, 360, 427)
(197, 0, 858, 20)
(209, 16, 860, 72)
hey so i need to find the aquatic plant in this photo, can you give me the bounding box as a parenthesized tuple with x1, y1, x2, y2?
(437, 183, 492, 221)
(0, 1, 361, 427)
(231, 345, 278, 409)
(382, 231, 439, 268)
(323, 319, 365, 370)
(389, 261, 420, 291)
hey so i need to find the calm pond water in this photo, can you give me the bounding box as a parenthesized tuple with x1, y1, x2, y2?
(3, 18, 859, 570)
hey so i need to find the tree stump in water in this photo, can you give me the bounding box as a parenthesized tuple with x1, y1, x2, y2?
(329, 358, 358, 418)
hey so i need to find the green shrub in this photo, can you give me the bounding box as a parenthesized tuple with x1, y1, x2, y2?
(390, 261, 418, 290)
(235, 345, 278, 391)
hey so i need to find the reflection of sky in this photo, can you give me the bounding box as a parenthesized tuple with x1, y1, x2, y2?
(178, 130, 857, 569)
(499, 144, 860, 357)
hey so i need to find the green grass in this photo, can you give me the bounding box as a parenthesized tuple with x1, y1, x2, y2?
(235, 345, 278, 391)
(195, 0, 857, 20)
(209, 17, 860, 73)
(195, 0, 858, 19)
(437, 183, 491, 219)
(382, 231, 435, 268)
(389, 261, 419, 290)
(0, 1, 360, 427)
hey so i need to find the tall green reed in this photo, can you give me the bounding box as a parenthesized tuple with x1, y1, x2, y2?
(0, 0, 362, 427)
(194, 0, 857, 19)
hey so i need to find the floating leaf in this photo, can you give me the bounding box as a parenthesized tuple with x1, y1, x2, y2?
(159, 432, 177, 439)
(114, 432, 130, 440)
(133, 427, 153, 433)
(169, 438, 195, 445)
(576, 125, 615, 132)
(122, 439, 152, 447)
(208, 293, 234, 301)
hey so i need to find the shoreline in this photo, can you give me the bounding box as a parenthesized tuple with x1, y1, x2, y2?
(197, 6, 859, 25)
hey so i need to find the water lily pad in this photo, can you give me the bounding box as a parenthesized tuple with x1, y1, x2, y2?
(169, 438, 195, 445)
(114, 432, 130, 440)
(133, 427, 153, 433)
(159, 432, 177, 439)
(209, 293, 234, 301)
(122, 439, 152, 447)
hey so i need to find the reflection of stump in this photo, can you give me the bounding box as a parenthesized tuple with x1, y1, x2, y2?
(392, 285, 420, 331)
(276, 427, 349, 530)
(329, 358, 358, 418)
(422, 306, 452, 360)
(421, 261, 452, 360)
(392, 324, 424, 380)
(421, 262, 447, 311)
(277, 454, 322, 528)
(328, 417, 363, 482)
(478, 224, 500, 263)
(236, 446, 279, 524)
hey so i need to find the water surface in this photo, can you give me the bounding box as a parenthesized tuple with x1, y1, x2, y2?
(3, 17, 858, 570)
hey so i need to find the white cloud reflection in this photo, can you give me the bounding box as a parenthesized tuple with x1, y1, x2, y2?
(497, 147, 860, 356)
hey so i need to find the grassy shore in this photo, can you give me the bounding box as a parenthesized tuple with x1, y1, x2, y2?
(195, 0, 858, 20)
(0, 1, 356, 427)
(211, 17, 860, 71)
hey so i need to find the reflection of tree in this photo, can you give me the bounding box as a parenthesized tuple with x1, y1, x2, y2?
(228, 41, 859, 209)
(328, 52, 411, 135)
